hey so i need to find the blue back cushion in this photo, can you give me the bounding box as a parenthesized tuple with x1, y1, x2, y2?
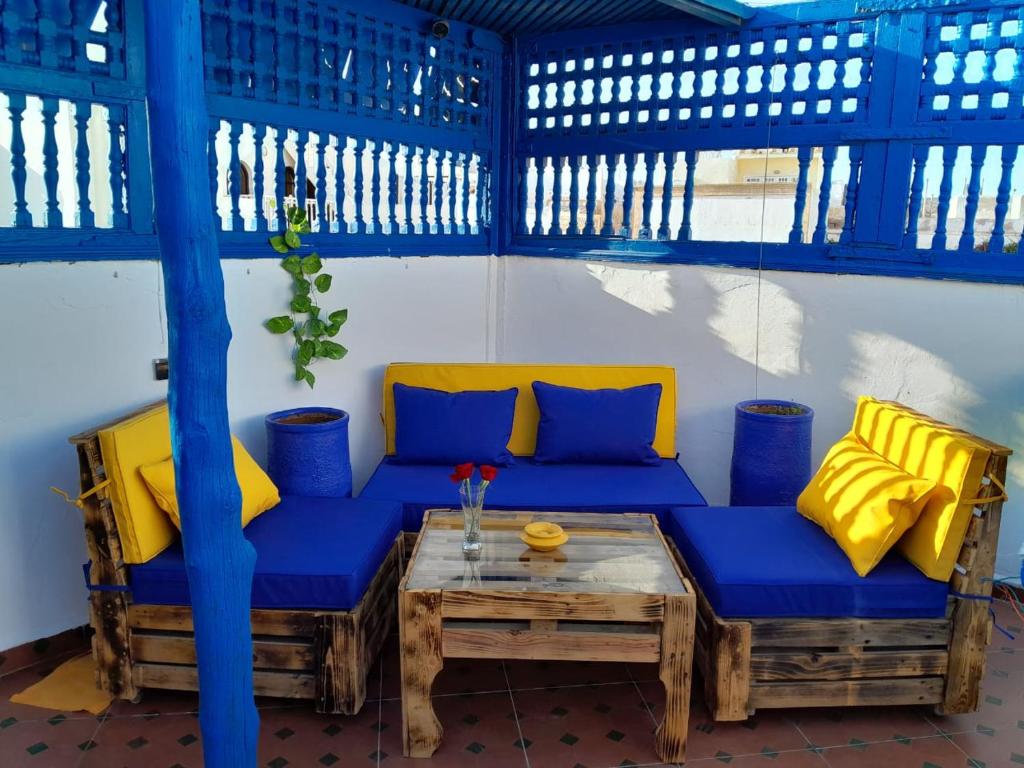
(532, 381, 662, 465)
(392, 383, 518, 466)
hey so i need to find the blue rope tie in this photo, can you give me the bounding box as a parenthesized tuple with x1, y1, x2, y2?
(81, 561, 131, 593)
(951, 589, 1015, 640)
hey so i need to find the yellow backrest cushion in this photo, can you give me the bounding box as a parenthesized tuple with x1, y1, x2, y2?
(381, 363, 677, 458)
(852, 397, 991, 581)
(97, 405, 177, 564)
(139, 436, 280, 530)
(798, 433, 936, 577)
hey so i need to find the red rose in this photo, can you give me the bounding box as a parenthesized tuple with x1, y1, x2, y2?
(449, 462, 475, 483)
(479, 465, 498, 482)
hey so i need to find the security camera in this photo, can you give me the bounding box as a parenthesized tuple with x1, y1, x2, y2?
(431, 19, 450, 39)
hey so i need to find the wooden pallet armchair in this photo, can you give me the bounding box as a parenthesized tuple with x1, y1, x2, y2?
(673, 403, 1011, 721)
(69, 403, 402, 715)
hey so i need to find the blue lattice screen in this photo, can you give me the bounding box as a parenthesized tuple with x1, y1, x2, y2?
(0, 0, 499, 259)
(511, 1, 1024, 282)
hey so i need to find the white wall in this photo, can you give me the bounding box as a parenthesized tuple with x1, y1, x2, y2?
(495, 257, 1024, 582)
(1, 253, 1021, 650)
(0, 256, 495, 650)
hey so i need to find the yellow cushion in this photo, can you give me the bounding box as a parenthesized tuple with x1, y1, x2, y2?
(98, 405, 177, 564)
(797, 433, 936, 577)
(852, 397, 991, 581)
(139, 436, 280, 529)
(382, 363, 677, 458)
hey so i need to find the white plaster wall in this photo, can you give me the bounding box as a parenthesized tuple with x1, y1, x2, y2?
(0, 256, 494, 651)
(1, 253, 1022, 650)
(496, 256, 1024, 581)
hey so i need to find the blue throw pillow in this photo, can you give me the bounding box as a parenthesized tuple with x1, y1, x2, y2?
(532, 381, 662, 465)
(392, 383, 518, 466)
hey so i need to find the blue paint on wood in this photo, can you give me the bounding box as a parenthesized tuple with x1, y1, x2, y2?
(142, 4, 259, 768)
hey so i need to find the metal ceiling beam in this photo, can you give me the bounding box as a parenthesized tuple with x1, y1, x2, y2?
(653, 0, 755, 26)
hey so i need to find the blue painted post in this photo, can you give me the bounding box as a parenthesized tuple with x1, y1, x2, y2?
(989, 143, 1017, 252)
(73, 100, 94, 228)
(958, 144, 985, 253)
(142, 3, 259, 767)
(41, 97, 61, 227)
(9, 92, 32, 228)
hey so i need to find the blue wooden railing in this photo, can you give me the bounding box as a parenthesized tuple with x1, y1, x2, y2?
(508, 0, 1024, 283)
(0, 0, 499, 260)
(0, 0, 1021, 283)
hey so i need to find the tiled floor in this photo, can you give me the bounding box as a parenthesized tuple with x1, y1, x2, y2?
(1, 600, 1021, 767)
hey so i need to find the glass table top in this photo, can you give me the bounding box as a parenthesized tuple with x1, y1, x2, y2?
(404, 510, 688, 595)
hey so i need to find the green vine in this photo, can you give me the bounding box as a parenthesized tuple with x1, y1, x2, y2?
(264, 206, 348, 389)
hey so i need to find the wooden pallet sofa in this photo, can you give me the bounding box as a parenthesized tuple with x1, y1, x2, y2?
(665, 397, 1011, 720)
(68, 402, 402, 715)
(359, 363, 708, 532)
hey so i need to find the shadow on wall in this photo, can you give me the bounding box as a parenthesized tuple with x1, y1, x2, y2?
(497, 256, 1024, 578)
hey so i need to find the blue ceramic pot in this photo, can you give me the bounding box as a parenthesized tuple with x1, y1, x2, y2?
(265, 407, 352, 498)
(730, 399, 814, 506)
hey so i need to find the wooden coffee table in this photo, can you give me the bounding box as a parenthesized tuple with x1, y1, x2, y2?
(399, 509, 695, 763)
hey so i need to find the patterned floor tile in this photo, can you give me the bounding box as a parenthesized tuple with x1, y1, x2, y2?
(512, 683, 663, 768)
(787, 706, 940, 748)
(637, 681, 810, 763)
(0, 659, 103, 725)
(79, 710, 202, 767)
(0, 709, 103, 768)
(819, 733, 973, 768)
(377, 692, 528, 766)
(948, 724, 1024, 768)
(504, 659, 634, 693)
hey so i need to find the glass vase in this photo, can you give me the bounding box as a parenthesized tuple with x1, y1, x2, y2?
(459, 483, 484, 555)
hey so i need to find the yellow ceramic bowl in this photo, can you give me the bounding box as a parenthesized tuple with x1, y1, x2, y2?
(523, 522, 564, 539)
(520, 522, 570, 552)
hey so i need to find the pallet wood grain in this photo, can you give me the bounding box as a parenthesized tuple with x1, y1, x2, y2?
(442, 627, 660, 662)
(131, 634, 314, 671)
(656, 593, 695, 764)
(442, 591, 665, 622)
(750, 650, 948, 681)
(132, 663, 315, 699)
(400, 589, 444, 758)
(749, 677, 945, 709)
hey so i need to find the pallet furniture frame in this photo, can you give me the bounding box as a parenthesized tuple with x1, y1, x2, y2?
(672, 405, 1012, 721)
(398, 509, 696, 764)
(69, 403, 402, 715)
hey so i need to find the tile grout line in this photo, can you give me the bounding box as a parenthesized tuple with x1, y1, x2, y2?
(501, 661, 531, 768)
(73, 710, 110, 768)
(375, 656, 384, 768)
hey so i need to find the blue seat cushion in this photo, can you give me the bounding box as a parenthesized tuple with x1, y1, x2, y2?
(129, 496, 402, 611)
(668, 506, 949, 619)
(360, 458, 707, 531)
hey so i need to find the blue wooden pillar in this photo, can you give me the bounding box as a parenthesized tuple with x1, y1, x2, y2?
(142, 1, 259, 765)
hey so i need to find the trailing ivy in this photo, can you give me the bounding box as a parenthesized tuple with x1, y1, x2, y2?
(265, 206, 348, 389)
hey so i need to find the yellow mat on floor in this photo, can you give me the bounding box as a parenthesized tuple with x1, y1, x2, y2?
(10, 654, 112, 715)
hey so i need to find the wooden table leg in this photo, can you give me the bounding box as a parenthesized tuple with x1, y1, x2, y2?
(656, 593, 695, 764)
(400, 589, 444, 758)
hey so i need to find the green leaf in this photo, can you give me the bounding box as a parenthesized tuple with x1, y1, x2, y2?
(309, 305, 321, 319)
(293, 277, 311, 296)
(269, 235, 289, 254)
(265, 316, 294, 334)
(281, 255, 302, 275)
(284, 230, 300, 249)
(320, 340, 348, 360)
(304, 369, 316, 389)
(298, 339, 315, 366)
(293, 328, 304, 343)
(314, 273, 333, 292)
(301, 253, 322, 275)
(307, 318, 326, 338)
(290, 295, 312, 313)
(294, 364, 307, 382)
(297, 220, 311, 234)
(288, 206, 306, 225)
(326, 321, 342, 337)
(328, 308, 348, 326)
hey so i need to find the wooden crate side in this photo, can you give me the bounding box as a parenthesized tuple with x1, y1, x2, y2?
(131, 633, 314, 671)
(77, 437, 137, 701)
(941, 452, 1008, 714)
(129, 604, 318, 636)
(750, 650, 948, 681)
(442, 590, 665, 622)
(749, 618, 950, 648)
(400, 589, 444, 758)
(749, 677, 945, 709)
(132, 663, 314, 699)
(442, 626, 661, 662)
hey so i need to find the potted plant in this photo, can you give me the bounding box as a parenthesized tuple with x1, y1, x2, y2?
(730, 399, 814, 506)
(264, 206, 353, 497)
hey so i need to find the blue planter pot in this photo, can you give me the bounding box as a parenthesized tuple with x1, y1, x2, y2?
(730, 400, 814, 506)
(266, 407, 352, 498)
